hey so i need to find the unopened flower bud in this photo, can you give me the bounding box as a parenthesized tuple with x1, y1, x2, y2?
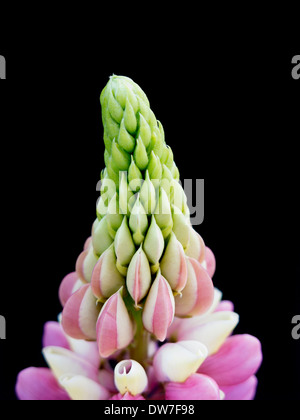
(143, 216, 164, 270)
(172, 206, 191, 250)
(142, 271, 175, 341)
(185, 227, 206, 263)
(175, 257, 214, 317)
(140, 170, 156, 214)
(62, 284, 100, 340)
(76, 246, 99, 283)
(134, 137, 148, 171)
(114, 216, 136, 273)
(114, 360, 148, 396)
(129, 195, 148, 245)
(91, 244, 125, 302)
(126, 246, 151, 308)
(154, 188, 173, 238)
(160, 232, 187, 293)
(96, 287, 134, 358)
(92, 217, 114, 256)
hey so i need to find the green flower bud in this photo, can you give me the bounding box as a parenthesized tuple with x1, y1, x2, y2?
(128, 156, 143, 192)
(118, 118, 136, 153)
(154, 188, 173, 238)
(129, 194, 148, 245)
(134, 137, 149, 171)
(172, 205, 191, 250)
(114, 216, 136, 269)
(106, 193, 123, 238)
(147, 151, 162, 188)
(92, 216, 114, 256)
(124, 97, 137, 135)
(140, 170, 156, 214)
(111, 139, 131, 171)
(108, 88, 124, 124)
(143, 215, 164, 270)
(138, 113, 152, 149)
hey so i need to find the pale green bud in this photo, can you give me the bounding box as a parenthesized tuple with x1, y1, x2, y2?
(129, 194, 148, 245)
(140, 170, 156, 214)
(124, 97, 137, 135)
(108, 87, 124, 124)
(117, 118, 136, 153)
(172, 205, 191, 250)
(143, 215, 164, 270)
(138, 113, 152, 149)
(134, 137, 149, 171)
(111, 139, 131, 171)
(106, 193, 123, 238)
(147, 151, 162, 187)
(114, 216, 136, 269)
(154, 187, 173, 238)
(92, 216, 114, 256)
(128, 156, 143, 192)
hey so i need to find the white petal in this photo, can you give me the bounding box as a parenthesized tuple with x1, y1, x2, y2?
(59, 374, 110, 400)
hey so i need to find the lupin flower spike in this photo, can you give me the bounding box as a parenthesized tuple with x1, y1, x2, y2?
(16, 75, 262, 401)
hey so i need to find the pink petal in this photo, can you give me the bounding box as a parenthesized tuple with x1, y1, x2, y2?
(42, 321, 70, 350)
(58, 272, 81, 307)
(110, 392, 145, 400)
(221, 376, 258, 400)
(199, 334, 262, 386)
(165, 373, 221, 400)
(16, 368, 70, 400)
(215, 300, 234, 312)
(205, 247, 216, 278)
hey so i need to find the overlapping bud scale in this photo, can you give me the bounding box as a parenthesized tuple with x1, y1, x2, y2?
(61, 75, 215, 357)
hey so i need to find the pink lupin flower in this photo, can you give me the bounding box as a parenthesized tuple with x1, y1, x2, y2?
(204, 246, 216, 278)
(96, 287, 134, 358)
(75, 245, 99, 283)
(142, 271, 175, 341)
(160, 232, 188, 293)
(110, 392, 145, 400)
(62, 284, 100, 340)
(175, 257, 214, 317)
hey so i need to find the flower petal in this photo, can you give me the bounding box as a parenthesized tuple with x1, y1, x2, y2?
(178, 311, 240, 355)
(205, 247, 216, 278)
(221, 376, 258, 400)
(42, 346, 100, 383)
(42, 321, 70, 350)
(153, 341, 208, 383)
(199, 334, 262, 385)
(110, 392, 145, 400)
(165, 373, 221, 400)
(59, 374, 110, 400)
(15, 367, 70, 400)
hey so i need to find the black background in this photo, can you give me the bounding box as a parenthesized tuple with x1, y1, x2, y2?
(0, 18, 299, 402)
